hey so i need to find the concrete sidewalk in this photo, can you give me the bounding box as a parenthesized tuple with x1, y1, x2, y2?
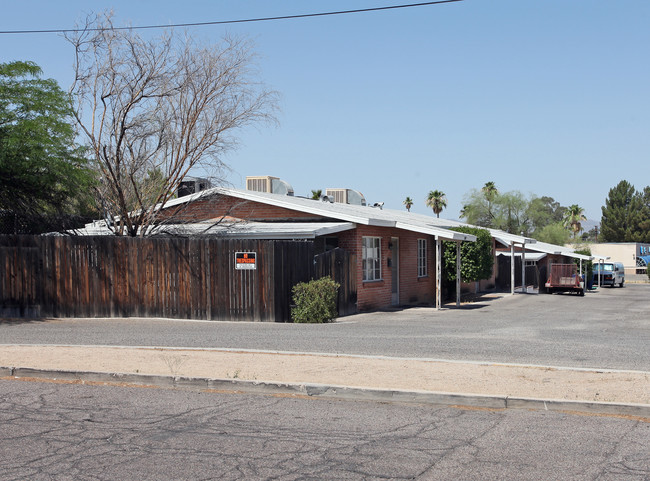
(1, 345, 649, 418)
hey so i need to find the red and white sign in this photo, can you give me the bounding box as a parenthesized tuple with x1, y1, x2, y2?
(235, 252, 257, 270)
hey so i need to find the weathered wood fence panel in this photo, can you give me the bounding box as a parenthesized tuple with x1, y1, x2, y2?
(0, 236, 318, 322)
(314, 248, 358, 317)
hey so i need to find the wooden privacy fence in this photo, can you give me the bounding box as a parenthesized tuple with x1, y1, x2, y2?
(314, 248, 357, 317)
(0, 235, 346, 322)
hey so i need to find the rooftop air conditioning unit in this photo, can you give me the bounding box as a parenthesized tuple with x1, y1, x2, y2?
(246, 176, 294, 196)
(177, 177, 211, 198)
(325, 188, 366, 206)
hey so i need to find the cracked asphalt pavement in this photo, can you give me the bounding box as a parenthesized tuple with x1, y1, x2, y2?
(1, 380, 649, 481)
(1, 284, 649, 479)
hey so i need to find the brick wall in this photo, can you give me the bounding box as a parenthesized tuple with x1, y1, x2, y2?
(160, 194, 324, 222)
(340, 225, 437, 311)
(162, 193, 442, 312)
(395, 230, 437, 306)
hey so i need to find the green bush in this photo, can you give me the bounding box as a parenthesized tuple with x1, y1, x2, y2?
(291, 277, 340, 323)
(442, 226, 493, 282)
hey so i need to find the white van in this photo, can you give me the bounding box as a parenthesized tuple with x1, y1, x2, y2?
(593, 262, 625, 287)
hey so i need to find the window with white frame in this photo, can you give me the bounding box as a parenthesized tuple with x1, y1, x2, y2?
(417, 238, 427, 277)
(362, 237, 381, 281)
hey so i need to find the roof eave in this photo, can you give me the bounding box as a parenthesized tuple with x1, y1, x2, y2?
(394, 222, 477, 242)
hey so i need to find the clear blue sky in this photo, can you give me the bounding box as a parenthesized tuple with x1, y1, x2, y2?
(2, 1, 649, 224)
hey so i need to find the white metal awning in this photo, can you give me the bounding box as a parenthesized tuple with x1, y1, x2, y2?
(71, 221, 357, 239)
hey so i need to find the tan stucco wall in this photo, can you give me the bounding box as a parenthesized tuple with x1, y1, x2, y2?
(584, 243, 650, 274)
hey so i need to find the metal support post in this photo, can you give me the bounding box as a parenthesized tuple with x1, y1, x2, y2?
(510, 243, 515, 295)
(521, 244, 526, 294)
(436, 237, 442, 310)
(456, 241, 461, 307)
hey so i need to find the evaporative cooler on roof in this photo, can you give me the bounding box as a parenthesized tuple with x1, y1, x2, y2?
(246, 176, 294, 196)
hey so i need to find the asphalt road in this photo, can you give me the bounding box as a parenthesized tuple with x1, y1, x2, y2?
(2, 284, 649, 371)
(2, 380, 648, 481)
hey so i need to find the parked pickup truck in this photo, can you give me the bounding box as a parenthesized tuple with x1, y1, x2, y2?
(545, 263, 584, 296)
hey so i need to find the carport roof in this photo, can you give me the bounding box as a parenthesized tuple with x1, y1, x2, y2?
(496, 251, 547, 262)
(494, 237, 608, 261)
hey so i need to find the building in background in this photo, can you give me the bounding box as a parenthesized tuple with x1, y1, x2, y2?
(588, 243, 650, 275)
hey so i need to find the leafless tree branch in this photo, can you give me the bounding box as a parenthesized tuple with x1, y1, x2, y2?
(66, 12, 278, 236)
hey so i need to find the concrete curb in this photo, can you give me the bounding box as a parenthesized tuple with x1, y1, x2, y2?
(3, 366, 649, 418)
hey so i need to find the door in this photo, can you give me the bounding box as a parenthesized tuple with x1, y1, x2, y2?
(390, 237, 399, 306)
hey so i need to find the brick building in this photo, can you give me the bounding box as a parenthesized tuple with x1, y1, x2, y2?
(148, 186, 476, 311)
(78, 180, 601, 311)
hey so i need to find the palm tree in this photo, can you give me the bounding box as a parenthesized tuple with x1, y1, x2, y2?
(481, 181, 498, 220)
(481, 181, 498, 201)
(426, 190, 447, 218)
(563, 204, 587, 239)
(403, 196, 414, 212)
(310, 189, 322, 200)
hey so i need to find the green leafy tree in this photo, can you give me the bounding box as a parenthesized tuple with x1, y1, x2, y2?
(527, 196, 566, 234)
(563, 204, 587, 239)
(0, 61, 95, 233)
(461, 186, 533, 234)
(600, 180, 639, 242)
(442, 226, 493, 282)
(311, 189, 322, 200)
(534, 222, 571, 245)
(492, 191, 531, 235)
(460, 183, 582, 237)
(426, 190, 447, 218)
(460, 181, 499, 227)
(403, 196, 413, 212)
(460, 189, 492, 227)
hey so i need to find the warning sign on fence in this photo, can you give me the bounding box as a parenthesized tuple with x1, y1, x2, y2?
(235, 252, 257, 270)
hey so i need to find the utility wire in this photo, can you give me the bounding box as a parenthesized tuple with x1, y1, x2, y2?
(0, 0, 463, 35)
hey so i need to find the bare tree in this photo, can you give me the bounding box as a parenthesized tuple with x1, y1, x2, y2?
(67, 13, 278, 236)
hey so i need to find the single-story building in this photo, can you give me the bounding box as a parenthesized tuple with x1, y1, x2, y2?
(79, 182, 477, 312)
(410, 216, 600, 294)
(77, 176, 606, 310)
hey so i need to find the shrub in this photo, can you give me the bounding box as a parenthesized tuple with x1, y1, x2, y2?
(291, 277, 340, 323)
(442, 226, 493, 282)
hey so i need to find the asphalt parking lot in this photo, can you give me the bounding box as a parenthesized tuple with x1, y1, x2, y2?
(2, 284, 649, 371)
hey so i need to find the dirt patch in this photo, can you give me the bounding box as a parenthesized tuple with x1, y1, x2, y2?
(1, 345, 648, 405)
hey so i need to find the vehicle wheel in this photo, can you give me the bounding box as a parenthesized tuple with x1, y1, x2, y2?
(621, 280, 625, 288)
